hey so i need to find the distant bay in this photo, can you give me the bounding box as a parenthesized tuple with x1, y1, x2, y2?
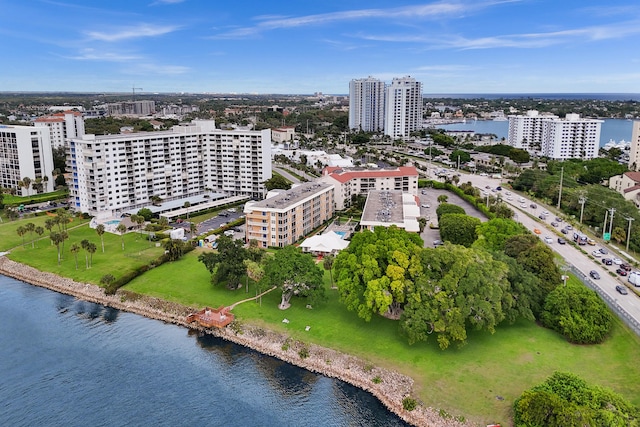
(437, 118, 634, 147)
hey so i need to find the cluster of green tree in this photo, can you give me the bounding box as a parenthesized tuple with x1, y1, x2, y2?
(476, 144, 531, 164)
(251, 107, 348, 137)
(426, 180, 513, 220)
(512, 160, 640, 249)
(198, 238, 325, 309)
(333, 223, 567, 349)
(84, 117, 177, 135)
(264, 174, 292, 191)
(513, 371, 639, 426)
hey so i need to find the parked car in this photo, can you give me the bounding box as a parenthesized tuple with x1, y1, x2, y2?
(433, 239, 443, 246)
(520, 203, 528, 208)
(224, 230, 235, 237)
(599, 248, 608, 255)
(616, 285, 629, 295)
(530, 203, 537, 209)
(589, 270, 600, 280)
(421, 204, 430, 208)
(219, 212, 229, 217)
(557, 238, 566, 245)
(612, 258, 623, 265)
(496, 186, 502, 191)
(565, 225, 573, 230)
(616, 268, 628, 276)
(628, 271, 640, 287)
(591, 250, 602, 258)
(538, 214, 547, 220)
(621, 263, 633, 271)
(602, 258, 613, 265)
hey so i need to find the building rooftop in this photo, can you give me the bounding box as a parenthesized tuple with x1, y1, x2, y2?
(361, 190, 405, 224)
(323, 166, 419, 184)
(247, 182, 332, 211)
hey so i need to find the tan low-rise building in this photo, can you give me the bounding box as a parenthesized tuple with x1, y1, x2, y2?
(244, 182, 335, 248)
(610, 171, 640, 206)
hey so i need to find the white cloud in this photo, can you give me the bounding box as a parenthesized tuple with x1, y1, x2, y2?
(86, 24, 179, 42)
(65, 48, 142, 62)
(211, 1, 515, 39)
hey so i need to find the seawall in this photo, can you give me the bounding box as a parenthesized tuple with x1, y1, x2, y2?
(0, 256, 471, 427)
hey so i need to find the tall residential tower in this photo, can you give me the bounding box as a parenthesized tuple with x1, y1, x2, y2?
(384, 76, 423, 139)
(348, 77, 386, 132)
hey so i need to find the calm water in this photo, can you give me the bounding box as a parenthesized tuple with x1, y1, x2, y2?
(438, 118, 634, 147)
(0, 275, 407, 427)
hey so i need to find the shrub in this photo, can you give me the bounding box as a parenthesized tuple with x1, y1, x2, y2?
(372, 376, 382, 384)
(402, 397, 417, 411)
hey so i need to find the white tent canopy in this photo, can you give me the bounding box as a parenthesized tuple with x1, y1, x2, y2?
(300, 231, 349, 254)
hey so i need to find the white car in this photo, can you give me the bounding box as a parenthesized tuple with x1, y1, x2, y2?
(543, 236, 553, 244)
(612, 258, 623, 265)
(520, 203, 527, 208)
(591, 250, 602, 258)
(421, 204, 430, 208)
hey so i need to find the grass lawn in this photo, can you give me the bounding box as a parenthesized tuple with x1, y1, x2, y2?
(0, 213, 90, 252)
(7, 222, 164, 284)
(124, 251, 640, 425)
(2, 190, 68, 206)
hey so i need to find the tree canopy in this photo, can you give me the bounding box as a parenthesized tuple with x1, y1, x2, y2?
(334, 226, 424, 321)
(435, 203, 465, 221)
(264, 174, 292, 191)
(439, 214, 481, 247)
(513, 371, 639, 426)
(474, 218, 528, 252)
(198, 235, 248, 289)
(262, 246, 325, 309)
(401, 244, 510, 349)
(541, 282, 612, 344)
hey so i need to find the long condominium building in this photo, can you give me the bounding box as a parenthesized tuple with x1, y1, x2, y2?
(628, 120, 640, 171)
(540, 113, 602, 160)
(320, 165, 419, 210)
(0, 125, 55, 196)
(243, 182, 334, 248)
(69, 120, 271, 218)
(34, 110, 85, 148)
(349, 77, 386, 132)
(508, 110, 602, 159)
(384, 76, 423, 139)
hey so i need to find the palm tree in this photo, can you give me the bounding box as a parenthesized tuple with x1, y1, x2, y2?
(22, 177, 31, 196)
(50, 232, 64, 265)
(183, 201, 191, 220)
(34, 226, 44, 247)
(323, 254, 336, 289)
(16, 226, 27, 247)
(24, 222, 35, 248)
(189, 221, 197, 237)
(81, 239, 90, 269)
(70, 243, 81, 270)
(162, 239, 183, 262)
(116, 223, 127, 250)
(87, 242, 97, 268)
(96, 224, 106, 252)
(150, 195, 162, 206)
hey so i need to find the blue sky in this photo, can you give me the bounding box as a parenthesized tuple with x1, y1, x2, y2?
(3, 0, 640, 94)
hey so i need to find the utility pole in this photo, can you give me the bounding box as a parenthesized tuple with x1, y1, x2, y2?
(132, 85, 143, 102)
(602, 209, 609, 240)
(608, 207, 616, 238)
(578, 195, 586, 224)
(556, 166, 564, 209)
(626, 217, 635, 251)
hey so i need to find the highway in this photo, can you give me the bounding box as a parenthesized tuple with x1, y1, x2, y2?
(459, 171, 640, 331)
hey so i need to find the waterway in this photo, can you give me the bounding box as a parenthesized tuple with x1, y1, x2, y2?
(437, 118, 634, 147)
(0, 274, 408, 427)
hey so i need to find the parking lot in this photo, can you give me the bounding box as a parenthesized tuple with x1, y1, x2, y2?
(170, 207, 244, 239)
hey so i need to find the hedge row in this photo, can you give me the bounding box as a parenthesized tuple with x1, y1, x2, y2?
(423, 180, 495, 220)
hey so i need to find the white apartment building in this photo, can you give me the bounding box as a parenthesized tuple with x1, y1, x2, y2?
(540, 113, 602, 160)
(34, 110, 85, 148)
(69, 120, 271, 218)
(0, 125, 55, 196)
(320, 165, 419, 210)
(507, 110, 558, 152)
(271, 126, 296, 144)
(107, 101, 156, 116)
(628, 121, 640, 171)
(243, 182, 335, 248)
(384, 76, 423, 139)
(349, 77, 386, 132)
(508, 110, 602, 159)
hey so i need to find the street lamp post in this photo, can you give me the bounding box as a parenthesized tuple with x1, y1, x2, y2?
(557, 166, 564, 209)
(609, 207, 616, 238)
(602, 209, 609, 240)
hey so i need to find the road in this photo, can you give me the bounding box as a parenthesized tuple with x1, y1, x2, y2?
(458, 171, 640, 328)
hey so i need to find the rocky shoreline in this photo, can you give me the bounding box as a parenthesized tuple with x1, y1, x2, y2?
(0, 256, 471, 427)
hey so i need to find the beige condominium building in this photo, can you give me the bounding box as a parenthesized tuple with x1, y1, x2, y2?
(243, 182, 334, 248)
(628, 120, 640, 171)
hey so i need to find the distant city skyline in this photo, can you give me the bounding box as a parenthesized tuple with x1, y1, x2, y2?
(4, 1, 640, 94)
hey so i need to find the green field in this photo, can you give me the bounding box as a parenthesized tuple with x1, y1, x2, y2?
(0, 214, 90, 252)
(2, 190, 69, 206)
(125, 254, 640, 425)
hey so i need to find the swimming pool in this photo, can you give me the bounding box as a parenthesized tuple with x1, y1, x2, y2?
(334, 231, 347, 239)
(105, 219, 121, 225)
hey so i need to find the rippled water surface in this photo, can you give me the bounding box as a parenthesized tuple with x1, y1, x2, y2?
(0, 275, 408, 427)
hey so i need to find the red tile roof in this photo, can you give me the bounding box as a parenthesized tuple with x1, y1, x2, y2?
(323, 166, 419, 184)
(624, 184, 640, 194)
(624, 171, 640, 183)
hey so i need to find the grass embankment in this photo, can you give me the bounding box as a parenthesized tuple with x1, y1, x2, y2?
(125, 253, 640, 425)
(3, 216, 639, 425)
(5, 220, 164, 284)
(2, 190, 69, 206)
